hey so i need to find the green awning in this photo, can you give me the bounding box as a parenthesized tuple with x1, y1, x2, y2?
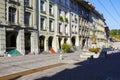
(7, 49, 21, 56)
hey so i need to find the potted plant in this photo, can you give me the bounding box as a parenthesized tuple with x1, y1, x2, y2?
(65, 17, 68, 22)
(89, 48, 100, 54)
(59, 16, 63, 21)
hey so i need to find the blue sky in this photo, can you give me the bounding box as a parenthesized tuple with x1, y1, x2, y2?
(88, 0, 120, 30)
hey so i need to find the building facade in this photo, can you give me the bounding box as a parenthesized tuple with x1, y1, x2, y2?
(0, 0, 39, 55)
(90, 9, 107, 48)
(37, 0, 109, 53)
(0, 0, 109, 55)
(37, 0, 56, 52)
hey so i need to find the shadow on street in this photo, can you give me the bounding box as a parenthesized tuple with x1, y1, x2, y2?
(35, 52, 120, 80)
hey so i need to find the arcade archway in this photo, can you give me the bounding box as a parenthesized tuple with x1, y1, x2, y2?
(48, 36, 53, 50)
(39, 36, 45, 52)
(6, 31, 18, 50)
(71, 36, 76, 46)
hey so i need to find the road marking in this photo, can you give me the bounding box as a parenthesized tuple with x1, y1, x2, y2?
(0, 63, 66, 80)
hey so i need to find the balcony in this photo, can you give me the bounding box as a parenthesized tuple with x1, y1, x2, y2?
(65, 33, 68, 35)
(8, 0, 20, 6)
(58, 32, 63, 35)
(39, 27, 46, 31)
(49, 13, 54, 17)
(41, 10, 46, 14)
(8, 22, 20, 27)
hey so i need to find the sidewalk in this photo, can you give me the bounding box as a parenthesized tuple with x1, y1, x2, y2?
(0, 52, 85, 79)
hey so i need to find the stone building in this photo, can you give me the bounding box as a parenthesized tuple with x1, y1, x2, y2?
(37, 0, 57, 52)
(36, 0, 109, 53)
(77, 1, 108, 49)
(37, 0, 72, 52)
(0, 0, 109, 55)
(90, 7, 107, 48)
(0, 0, 39, 55)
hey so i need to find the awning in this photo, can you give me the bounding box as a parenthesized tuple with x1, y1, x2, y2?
(7, 49, 21, 56)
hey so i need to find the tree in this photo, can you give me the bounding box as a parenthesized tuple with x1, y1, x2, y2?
(110, 29, 120, 40)
(62, 43, 72, 53)
(110, 29, 117, 36)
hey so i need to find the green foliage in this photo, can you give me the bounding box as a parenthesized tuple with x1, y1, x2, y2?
(110, 29, 120, 36)
(62, 43, 72, 53)
(89, 48, 100, 53)
(110, 29, 120, 40)
(65, 17, 68, 22)
(113, 35, 120, 40)
(59, 16, 63, 20)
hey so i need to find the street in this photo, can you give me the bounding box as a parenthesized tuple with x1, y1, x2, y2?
(19, 51, 120, 80)
(0, 51, 120, 80)
(0, 52, 82, 79)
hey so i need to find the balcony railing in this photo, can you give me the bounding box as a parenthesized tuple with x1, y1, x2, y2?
(49, 13, 54, 17)
(8, 22, 20, 27)
(41, 10, 46, 14)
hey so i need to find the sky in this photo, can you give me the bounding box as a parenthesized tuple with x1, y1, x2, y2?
(88, 0, 120, 30)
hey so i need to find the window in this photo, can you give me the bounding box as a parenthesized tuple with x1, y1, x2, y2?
(65, 12, 67, 17)
(75, 26, 77, 33)
(25, 0, 29, 6)
(71, 14, 74, 21)
(41, 0, 45, 11)
(49, 5, 53, 15)
(9, 7, 16, 23)
(72, 25, 74, 33)
(41, 18, 46, 30)
(59, 24, 62, 33)
(24, 12, 30, 26)
(75, 15, 77, 22)
(49, 20, 54, 31)
(65, 25, 68, 34)
(59, 9, 61, 15)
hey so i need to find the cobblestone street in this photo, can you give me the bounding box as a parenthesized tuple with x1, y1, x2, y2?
(15, 52, 120, 80)
(0, 51, 120, 80)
